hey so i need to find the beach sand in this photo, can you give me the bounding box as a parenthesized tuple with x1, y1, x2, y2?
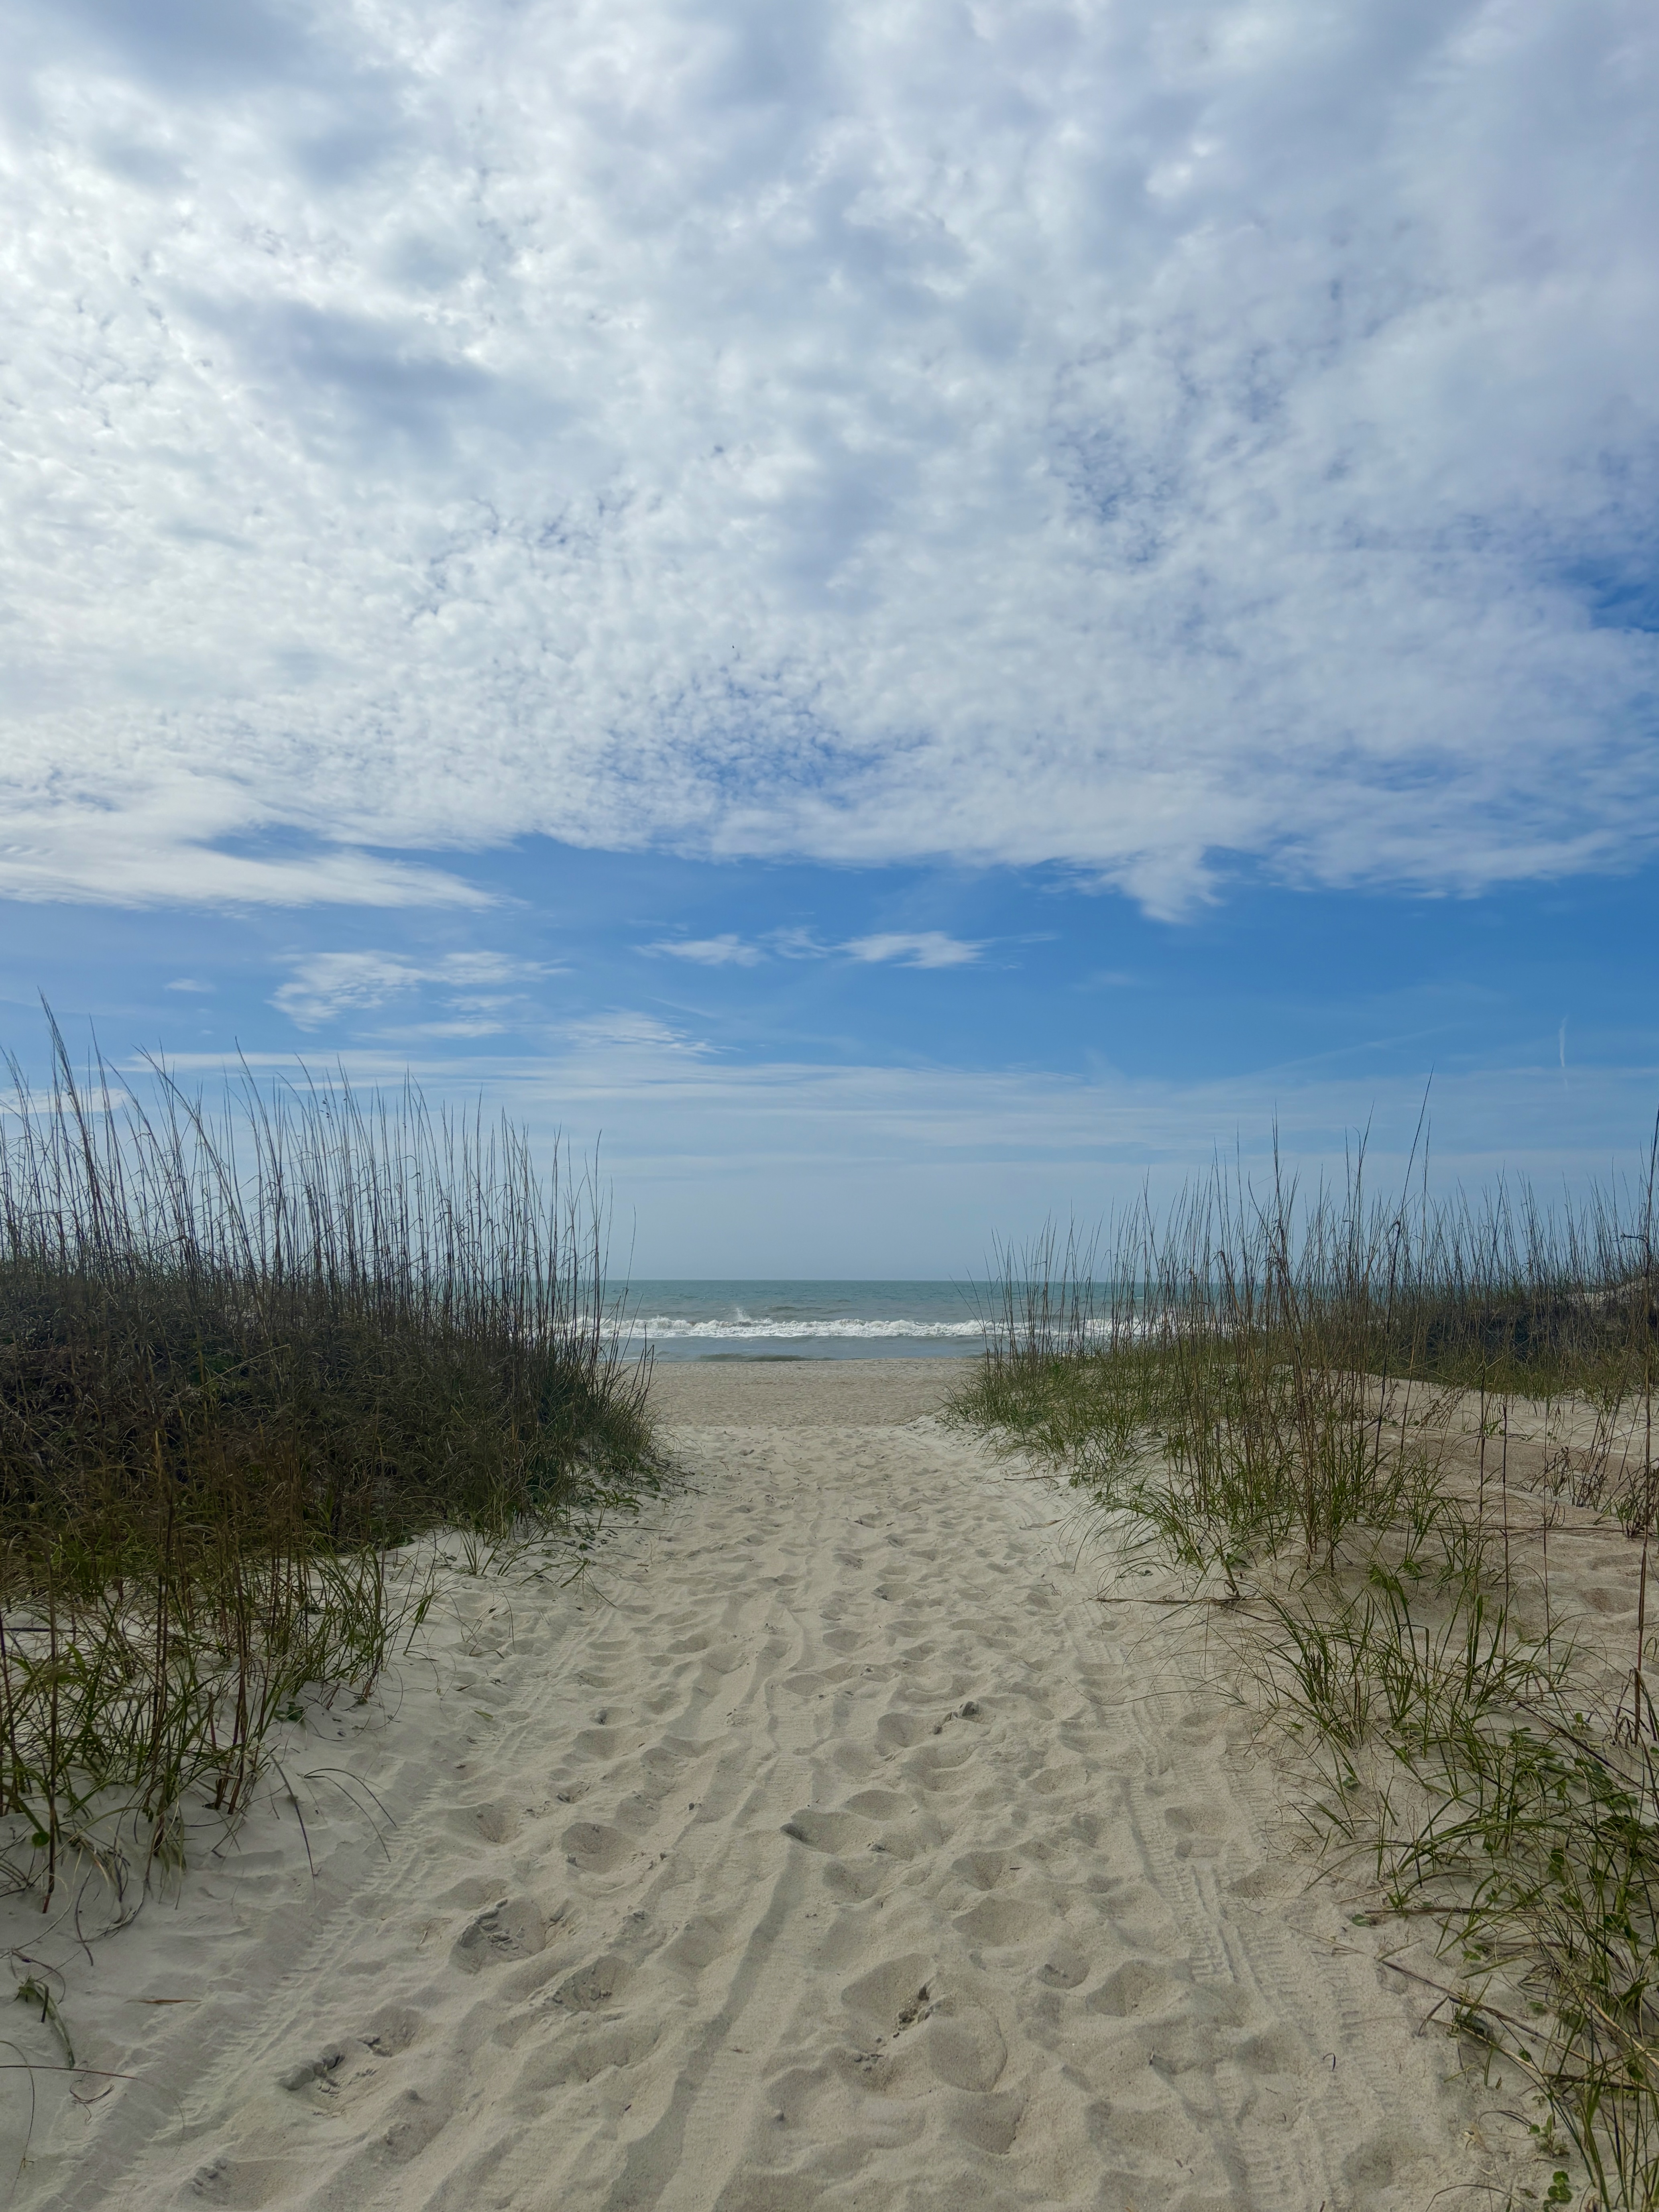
(3, 1359, 1500, 2210)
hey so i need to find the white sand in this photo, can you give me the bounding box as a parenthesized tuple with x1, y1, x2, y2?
(2, 1360, 1498, 2210)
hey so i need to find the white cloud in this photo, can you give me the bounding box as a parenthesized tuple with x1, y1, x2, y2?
(769, 930, 833, 962)
(647, 928, 980, 967)
(2, 1, 1657, 914)
(0, 784, 487, 908)
(647, 935, 764, 966)
(844, 932, 982, 969)
(272, 950, 533, 1028)
(400, 1018, 514, 1038)
(561, 1012, 709, 1054)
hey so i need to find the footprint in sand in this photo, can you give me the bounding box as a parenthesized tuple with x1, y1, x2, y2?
(922, 2003, 1008, 2090)
(381, 2086, 451, 2164)
(1036, 1937, 1089, 1988)
(841, 1787, 910, 1818)
(780, 1808, 879, 1854)
(1086, 1957, 1183, 2018)
(1163, 1799, 1227, 1859)
(951, 1847, 1019, 1890)
(954, 1894, 1048, 1947)
(552, 1951, 633, 2011)
(361, 2005, 425, 2054)
(452, 1897, 547, 1972)
(523, 2017, 662, 2089)
(449, 1799, 519, 1844)
(562, 1818, 630, 1871)
(663, 1912, 741, 1973)
(187, 2154, 288, 2205)
(875, 1710, 929, 1750)
(840, 1953, 937, 2036)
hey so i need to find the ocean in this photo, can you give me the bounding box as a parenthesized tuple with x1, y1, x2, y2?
(615, 1281, 991, 1361)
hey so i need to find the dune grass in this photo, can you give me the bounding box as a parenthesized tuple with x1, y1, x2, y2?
(953, 1149, 1659, 2209)
(0, 1016, 653, 1911)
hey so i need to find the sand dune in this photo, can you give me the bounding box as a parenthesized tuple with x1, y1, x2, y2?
(3, 1363, 1493, 2210)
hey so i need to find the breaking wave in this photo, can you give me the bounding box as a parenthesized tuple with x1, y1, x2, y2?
(623, 1312, 989, 1343)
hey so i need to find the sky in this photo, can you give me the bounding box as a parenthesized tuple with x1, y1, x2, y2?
(2, 0, 1656, 1273)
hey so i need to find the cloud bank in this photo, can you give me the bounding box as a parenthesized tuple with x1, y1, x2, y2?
(3, 0, 1656, 914)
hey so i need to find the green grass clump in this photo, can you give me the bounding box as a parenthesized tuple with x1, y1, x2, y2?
(0, 1014, 653, 1903)
(954, 1143, 1659, 2208)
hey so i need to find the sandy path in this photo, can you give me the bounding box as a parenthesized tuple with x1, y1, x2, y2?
(643, 1357, 967, 1429)
(9, 1376, 1486, 2211)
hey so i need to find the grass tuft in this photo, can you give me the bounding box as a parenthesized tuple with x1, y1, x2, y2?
(0, 1010, 653, 1906)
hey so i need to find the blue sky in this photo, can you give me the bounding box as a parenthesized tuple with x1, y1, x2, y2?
(2, 0, 1656, 1272)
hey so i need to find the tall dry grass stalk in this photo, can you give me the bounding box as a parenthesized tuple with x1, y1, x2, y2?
(956, 1139, 1659, 2208)
(0, 1014, 652, 1908)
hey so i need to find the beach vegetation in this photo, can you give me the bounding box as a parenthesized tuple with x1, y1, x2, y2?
(0, 1013, 653, 1911)
(954, 1142, 1659, 2208)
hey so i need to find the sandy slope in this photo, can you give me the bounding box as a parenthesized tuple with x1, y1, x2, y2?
(2, 1363, 1493, 2211)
